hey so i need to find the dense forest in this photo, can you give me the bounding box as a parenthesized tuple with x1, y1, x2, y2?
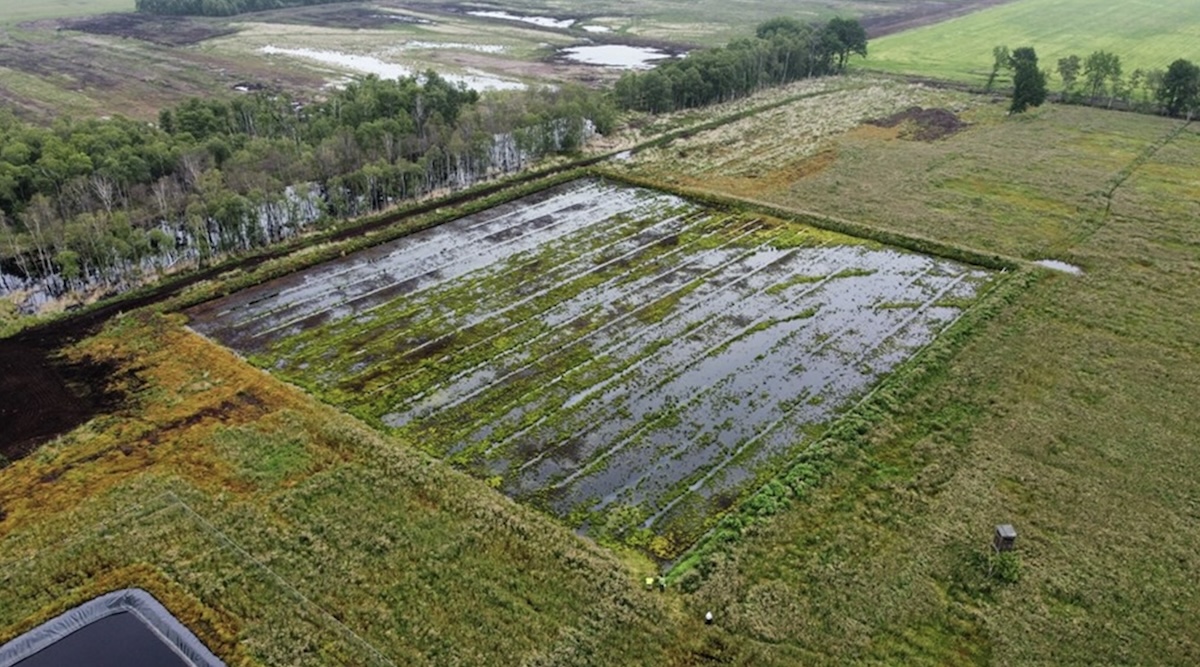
(0, 74, 611, 306)
(135, 0, 350, 17)
(614, 17, 867, 113)
(0, 15, 871, 312)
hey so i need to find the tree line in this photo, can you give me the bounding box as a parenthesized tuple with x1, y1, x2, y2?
(991, 46, 1200, 118)
(613, 17, 867, 113)
(0, 74, 612, 301)
(135, 0, 350, 17)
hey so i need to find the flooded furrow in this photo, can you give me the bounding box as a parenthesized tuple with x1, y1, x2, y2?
(581, 271, 977, 523)
(386, 223, 775, 432)
(504, 244, 875, 492)
(535, 258, 941, 510)
(278, 207, 710, 390)
(341, 210, 724, 399)
(193, 180, 675, 348)
(186, 178, 998, 547)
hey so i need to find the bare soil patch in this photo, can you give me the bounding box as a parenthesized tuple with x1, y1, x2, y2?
(58, 14, 236, 47)
(867, 106, 967, 141)
(0, 26, 325, 120)
(861, 0, 1017, 38)
(0, 337, 131, 465)
(251, 4, 432, 30)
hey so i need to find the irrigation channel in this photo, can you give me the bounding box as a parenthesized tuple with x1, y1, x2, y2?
(188, 178, 996, 550)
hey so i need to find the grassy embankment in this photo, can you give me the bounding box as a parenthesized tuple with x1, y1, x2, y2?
(866, 0, 1200, 86)
(620, 87, 1200, 663)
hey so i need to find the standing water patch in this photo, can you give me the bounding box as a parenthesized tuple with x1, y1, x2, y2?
(186, 179, 996, 557)
(559, 45, 675, 69)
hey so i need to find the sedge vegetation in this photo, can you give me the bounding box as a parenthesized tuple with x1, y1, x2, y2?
(0, 310, 702, 664)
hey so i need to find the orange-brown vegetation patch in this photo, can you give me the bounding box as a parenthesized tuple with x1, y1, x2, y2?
(0, 312, 348, 538)
(846, 122, 904, 141)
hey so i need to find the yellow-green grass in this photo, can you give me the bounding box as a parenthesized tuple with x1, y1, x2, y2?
(865, 0, 1200, 86)
(665, 100, 1200, 662)
(621, 91, 1184, 260)
(0, 312, 704, 664)
(0, 0, 133, 23)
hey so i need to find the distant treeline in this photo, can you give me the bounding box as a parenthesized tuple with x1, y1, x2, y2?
(614, 17, 867, 113)
(989, 46, 1200, 118)
(135, 0, 349, 16)
(0, 75, 611, 303)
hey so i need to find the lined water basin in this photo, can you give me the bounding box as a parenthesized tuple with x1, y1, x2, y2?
(186, 179, 995, 552)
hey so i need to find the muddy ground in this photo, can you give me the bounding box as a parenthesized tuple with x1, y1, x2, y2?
(247, 4, 433, 30)
(0, 25, 325, 121)
(868, 106, 968, 141)
(0, 335, 129, 465)
(58, 13, 236, 47)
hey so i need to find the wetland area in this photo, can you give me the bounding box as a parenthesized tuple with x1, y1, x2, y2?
(188, 178, 994, 551)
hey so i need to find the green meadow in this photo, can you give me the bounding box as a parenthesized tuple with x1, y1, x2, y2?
(867, 0, 1200, 85)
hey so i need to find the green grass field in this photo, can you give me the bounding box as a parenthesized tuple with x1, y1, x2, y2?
(866, 0, 1200, 85)
(0, 0, 133, 23)
(614, 90, 1200, 663)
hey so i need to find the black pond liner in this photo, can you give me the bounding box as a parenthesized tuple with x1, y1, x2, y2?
(0, 589, 226, 667)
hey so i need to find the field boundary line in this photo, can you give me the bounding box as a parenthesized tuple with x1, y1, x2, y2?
(1070, 119, 1193, 249)
(0, 486, 396, 667)
(0, 491, 181, 571)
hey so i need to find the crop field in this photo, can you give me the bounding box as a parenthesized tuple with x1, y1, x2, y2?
(187, 178, 994, 553)
(865, 0, 1200, 85)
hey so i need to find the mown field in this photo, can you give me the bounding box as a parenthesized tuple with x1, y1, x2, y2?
(865, 0, 1200, 85)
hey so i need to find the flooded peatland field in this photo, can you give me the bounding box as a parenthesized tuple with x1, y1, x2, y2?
(187, 179, 994, 552)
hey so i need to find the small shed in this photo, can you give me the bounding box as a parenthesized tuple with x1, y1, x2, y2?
(994, 524, 1017, 552)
